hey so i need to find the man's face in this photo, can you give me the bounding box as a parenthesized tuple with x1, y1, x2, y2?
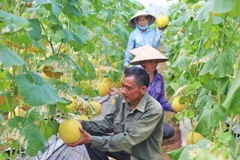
(121, 75, 146, 104)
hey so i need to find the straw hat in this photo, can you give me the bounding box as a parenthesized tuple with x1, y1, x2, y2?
(128, 11, 156, 28)
(130, 44, 168, 65)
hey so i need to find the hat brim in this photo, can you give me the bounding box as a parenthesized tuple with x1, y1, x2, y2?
(128, 12, 156, 28)
(130, 58, 168, 65)
(129, 44, 168, 65)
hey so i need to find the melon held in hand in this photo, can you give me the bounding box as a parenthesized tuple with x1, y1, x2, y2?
(59, 119, 82, 144)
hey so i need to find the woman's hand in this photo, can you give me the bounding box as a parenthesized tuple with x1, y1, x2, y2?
(158, 25, 168, 31)
(66, 128, 92, 147)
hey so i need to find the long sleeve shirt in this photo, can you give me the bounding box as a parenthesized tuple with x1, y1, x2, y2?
(147, 70, 172, 112)
(82, 93, 164, 160)
(124, 28, 163, 67)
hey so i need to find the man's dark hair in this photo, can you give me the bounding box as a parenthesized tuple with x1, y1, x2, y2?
(124, 67, 150, 88)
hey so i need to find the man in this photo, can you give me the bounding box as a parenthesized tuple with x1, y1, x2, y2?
(67, 67, 164, 160)
(129, 44, 174, 139)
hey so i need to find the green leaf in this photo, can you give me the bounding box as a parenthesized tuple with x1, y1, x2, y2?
(62, 3, 83, 18)
(48, 15, 63, 26)
(188, 21, 199, 34)
(27, 106, 48, 122)
(0, 44, 25, 67)
(112, 23, 129, 40)
(48, 29, 65, 42)
(167, 146, 185, 159)
(71, 23, 94, 42)
(7, 117, 25, 129)
(22, 123, 46, 156)
(194, 1, 213, 22)
(14, 72, 66, 106)
(171, 56, 189, 69)
(0, 153, 8, 160)
(199, 73, 217, 91)
(219, 76, 230, 95)
(199, 51, 235, 78)
(5, 30, 33, 47)
(36, 0, 61, 16)
(195, 104, 226, 136)
(62, 29, 86, 50)
(186, 109, 195, 119)
(51, 0, 62, 16)
(212, 15, 224, 25)
(0, 10, 29, 28)
(106, 10, 114, 22)
(168, 139, 211, 160)
(211, 0, 235, 14)
(202, 14, 212, 37)
(101, 36, 111, 47)
(228, 0, 240, 17)
(38, 120, 59, 140)
(27, 19, 42, 41)
(72, 86, 82, 95)
(216, 132, 232, 144)
(208, 104, 226, 127)
(81, 0, 96, 16)
(222, 72, 240, 115)
(56, 101, 68, 113)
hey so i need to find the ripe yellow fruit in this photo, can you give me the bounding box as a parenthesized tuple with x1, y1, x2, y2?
(59, 119, 82, 144)
(8, 107, 25, 119)
(103, 78, 115, 90)
(172, 96, 186, 112)
(98, 82, 109, 97)
(186, 131, 203, 145)
(111, 62, 118, 68)
(76, 114, 89, 121)
(156, 14, 169, 28)
(90, 101, 102, 116)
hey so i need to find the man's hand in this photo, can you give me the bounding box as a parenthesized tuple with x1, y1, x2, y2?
(158, 25, 168, 31)
(66, 128, 92, 147)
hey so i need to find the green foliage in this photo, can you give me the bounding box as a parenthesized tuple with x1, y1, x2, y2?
(0, 45, 25, 67)
(168, 139, 211, 160)
(0, 0, 143, 158)
(14, 72, 66, 106)
(6, 117, 46, 157)
(163, 0, 240, 159)
(222, 72, 240, 114)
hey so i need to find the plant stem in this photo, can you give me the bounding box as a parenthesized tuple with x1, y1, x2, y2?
(228, 113, 234, 134)
(12, 144, 19, 160)
(219, 121, 222, 133)
(235, 142, 240, 158)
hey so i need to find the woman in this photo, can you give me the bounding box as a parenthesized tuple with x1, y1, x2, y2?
(124, 10, 167, 69)
(130, 44, 174, 139)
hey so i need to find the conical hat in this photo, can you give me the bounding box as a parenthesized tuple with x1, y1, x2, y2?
(128, 11, 156, 28)
(130, 44, 168, 65)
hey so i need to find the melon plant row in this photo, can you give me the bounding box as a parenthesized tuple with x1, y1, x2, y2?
(0, 0, 143, 159)
(162, 0, 240, 159)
